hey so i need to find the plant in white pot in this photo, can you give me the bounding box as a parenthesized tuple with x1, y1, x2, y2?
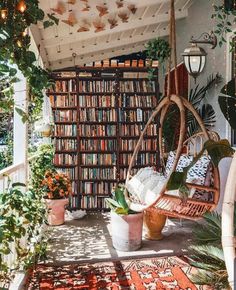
(42, 170, 72, 226)
(106, 184, 143, 251)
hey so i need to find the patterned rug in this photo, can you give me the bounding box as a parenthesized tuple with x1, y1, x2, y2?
(27, 256, 198, 290)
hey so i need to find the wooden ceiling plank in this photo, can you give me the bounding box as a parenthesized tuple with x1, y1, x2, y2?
(42, 9, 187, 48)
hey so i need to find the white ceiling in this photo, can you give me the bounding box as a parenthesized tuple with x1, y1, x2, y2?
(32, 0, 194, 70)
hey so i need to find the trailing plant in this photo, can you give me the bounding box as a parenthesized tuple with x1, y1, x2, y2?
(212, 1, 236, 50)
(0, 183, 47, 284)
(145, 38, 171, 80)
(29, 144, 55, 197)
(106, 184, 137, 215)
(0, 0, 59, 120)
(187, 208, 236, 289)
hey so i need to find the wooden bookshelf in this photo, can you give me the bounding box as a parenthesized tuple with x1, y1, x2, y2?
(48, 66, 159, 211)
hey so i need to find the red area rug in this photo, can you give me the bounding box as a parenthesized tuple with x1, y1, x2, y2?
(27, 256, 197, 289)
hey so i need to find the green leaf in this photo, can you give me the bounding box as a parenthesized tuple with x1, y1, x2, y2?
(43, 20, 54, 29)
(203, 139, 234, 166)
(114, 186, 129, 211)
(166, 171, 187, 191)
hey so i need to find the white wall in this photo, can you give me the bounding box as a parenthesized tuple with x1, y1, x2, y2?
(159, 0, 234, 139)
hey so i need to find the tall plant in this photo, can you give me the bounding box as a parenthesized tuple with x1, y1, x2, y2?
(30, 144, 55, 197)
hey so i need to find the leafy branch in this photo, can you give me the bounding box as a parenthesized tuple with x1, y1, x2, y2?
(212, 3, 236, 50)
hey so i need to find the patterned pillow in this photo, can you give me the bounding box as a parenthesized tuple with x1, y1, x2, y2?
(165, 151, 211, 185)
(186, 155, 211, 185)
(165, 151, 193, 177)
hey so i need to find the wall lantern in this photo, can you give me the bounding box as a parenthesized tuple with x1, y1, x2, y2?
(182, 31, 217, 82)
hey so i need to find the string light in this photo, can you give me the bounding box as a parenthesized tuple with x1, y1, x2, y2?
(0, 9, 7, 20)
(17, 0, 27, 13)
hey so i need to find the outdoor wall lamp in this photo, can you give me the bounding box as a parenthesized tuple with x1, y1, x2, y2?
(182, 31, 217, 82)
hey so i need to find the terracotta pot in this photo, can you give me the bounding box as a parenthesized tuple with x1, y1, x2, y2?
(45, 198, 69, 226)
(111, 211, 143, 251)
(144, 208, 167, 240)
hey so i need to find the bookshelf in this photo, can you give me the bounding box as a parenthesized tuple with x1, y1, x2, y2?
(48, 66, 159, 211)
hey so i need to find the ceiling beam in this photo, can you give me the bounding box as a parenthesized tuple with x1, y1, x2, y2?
(47, 27, 169, 62)
(42, 9, 187, 48)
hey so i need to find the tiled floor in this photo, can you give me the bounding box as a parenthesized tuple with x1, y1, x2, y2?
(44, 212, 196, 266)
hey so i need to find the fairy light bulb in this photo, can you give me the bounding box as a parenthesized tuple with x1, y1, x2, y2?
(1, 9, 8, 20)
(16, 39, 22, 47)
(17, 0, 26, 13)
(22, 30, 27, 37)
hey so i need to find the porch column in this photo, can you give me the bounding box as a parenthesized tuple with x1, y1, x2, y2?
(13, 70, 28, 185)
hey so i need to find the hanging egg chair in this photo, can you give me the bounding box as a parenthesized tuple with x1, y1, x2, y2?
(125, 0, 220, 221)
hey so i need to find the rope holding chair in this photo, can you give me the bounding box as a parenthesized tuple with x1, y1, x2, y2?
(125, 0, 221, 221)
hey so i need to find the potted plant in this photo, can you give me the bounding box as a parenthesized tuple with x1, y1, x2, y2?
(106, 184, 143, 251)
(42, 170, 72, 226)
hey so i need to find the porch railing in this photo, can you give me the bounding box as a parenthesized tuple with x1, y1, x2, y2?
(0, 155, 38, 288)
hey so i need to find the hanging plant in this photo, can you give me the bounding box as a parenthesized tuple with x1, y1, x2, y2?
(0, 0, 59, 121)
(212, 2, 236, 50)
(145, 38, 171, 80)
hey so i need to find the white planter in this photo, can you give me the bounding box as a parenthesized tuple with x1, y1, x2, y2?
(111, 211, 143, 251)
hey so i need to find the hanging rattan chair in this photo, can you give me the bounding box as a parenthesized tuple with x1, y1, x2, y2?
(125, 0, 221, 221)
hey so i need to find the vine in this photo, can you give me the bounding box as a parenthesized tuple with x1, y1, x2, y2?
(212, 1, 236, 50)
(0, 0, 59, 121)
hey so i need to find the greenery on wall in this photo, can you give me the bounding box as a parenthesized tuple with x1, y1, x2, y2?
(0, 0, 58, 121)
(212, 1, 236, 49)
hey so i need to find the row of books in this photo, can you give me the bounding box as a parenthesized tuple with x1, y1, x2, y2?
(58, 168, 78, 180)
(119, 124, 158, 136)
(55, 139, 77, 151)
(54, 153, 77, 165)
(118, 109, 152, 122)
(50, 94, 77, 107)
(78, 80, 116, 93)
(91, 59, 158, 68)
(80, 139, 117, 151)
(119, 80, 156, 93)
(121, 139, 158, 151)
(50, 79, 77, 93)
(53, 110, 77, 122)
(119, 153, 157, 165)
(80, 109, 117, 122)
(119, 94, 157, 108)
(80, 168, 116, 180)
(80, 196, 109, 209)
(81, 181, 115, 195)
(78, 125, 117, 137)
(81, 153, 116, 165)
(54, 124, 77, 136)
(78, 95, 116, 107)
